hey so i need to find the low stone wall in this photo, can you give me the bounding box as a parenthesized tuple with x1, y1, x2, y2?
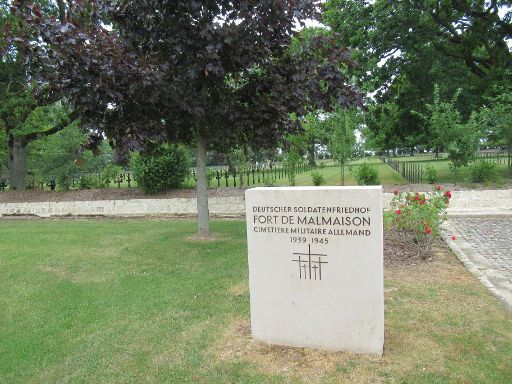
(0, 190, 510, 218)
(382, 189, 512, 216)
(0, 196, 246, 218)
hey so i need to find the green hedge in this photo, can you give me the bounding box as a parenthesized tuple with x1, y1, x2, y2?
(130, 145, 190, 194)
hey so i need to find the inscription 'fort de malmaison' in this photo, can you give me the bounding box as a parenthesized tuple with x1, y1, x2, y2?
(252, 205, 373, 236)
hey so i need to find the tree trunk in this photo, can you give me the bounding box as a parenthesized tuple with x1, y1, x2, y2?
(508, 146, 511, 176)
(57, 0, 66, 22)
(196, 132, 210, 238)
(7, 135, 28, 190)
(410, 147, 415, 157)
(340, 161, 345, 186)
(308, 142, 316, 167)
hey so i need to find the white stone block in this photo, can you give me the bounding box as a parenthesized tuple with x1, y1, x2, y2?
(245, 186, 384, 355)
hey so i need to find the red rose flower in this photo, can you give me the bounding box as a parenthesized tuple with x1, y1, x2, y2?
(451, 235, 457, 240)
(414, 194, 419, 201)
(396, 209, 401, 215)
(393, 190, 399, 195)
(425, 227, 431, 235)
(445, 191, 452, 199)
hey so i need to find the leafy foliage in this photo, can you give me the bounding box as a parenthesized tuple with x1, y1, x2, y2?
(130, 145, 190, 194)
(310, 171, 325, 186)
(363, 102, 401, 155)
(326, 108, 358, 184)
(324, 0, 510, 156)
(416, 86, 480, 182)
(352, 162, 380, 186)
(9, 1, 362, 157)
(0, 128, 6, 178)
(0, 1, 79, 189)
(477, 85, 512, 174)
(467, 161, 500, 183)
(99, 164, 123, 188)
(9, 0, 363, 235)
(424, 164, 438, 184)
(282, 140, 303, 186)
(28, 122, 111, 190)
(324, 0, 511, 82)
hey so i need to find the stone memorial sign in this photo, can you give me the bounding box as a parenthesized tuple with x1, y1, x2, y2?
(245, 186, 384, 355)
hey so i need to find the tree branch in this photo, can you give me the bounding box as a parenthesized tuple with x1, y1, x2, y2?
(21, 111, 79, 144)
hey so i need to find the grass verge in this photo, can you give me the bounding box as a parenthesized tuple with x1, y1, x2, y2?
(0, 220, 511, 383)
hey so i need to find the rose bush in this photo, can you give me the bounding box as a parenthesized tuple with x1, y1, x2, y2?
(384, 187, 451, 259)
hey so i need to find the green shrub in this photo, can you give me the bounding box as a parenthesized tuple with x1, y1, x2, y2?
(206, 169, 216, 187)
(384, 187, 451, 259)
(78, 175, 94, 189)
(310, 171, 326, 186)
(352, 162, 380, 185)
(130, 145, 190, 194)
(467, 160, 499, 183)
(424, 164, 438, 184)
(100, 164, 123, 188)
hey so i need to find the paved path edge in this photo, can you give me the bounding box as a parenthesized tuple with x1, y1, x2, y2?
(441, 226, 512, 312)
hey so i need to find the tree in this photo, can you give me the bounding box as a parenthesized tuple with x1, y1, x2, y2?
(414, 85, 465, 158)
(28, 120, 85, 190)
(11, 1, 362, 237)
(477, 88, 512, 174)
(0, 128, 6, 179)
(302, 112, 324, 167)
(417, 86, 480, 183)
(364, 102, 401, 156)
(323, 0, 510, 154)
(286, 111, 327, 168)
(0, 0, 77, 189)
(325, 108, 357, 185)
(324, 0, 511, 82)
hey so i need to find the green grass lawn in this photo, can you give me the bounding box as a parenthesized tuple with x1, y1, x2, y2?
(388, 154, 448, 162)
(386, 158, 511, 184)
(186, 159, 406, 188)
(270, 162, 406, 187)
(1, 220, 511, 383)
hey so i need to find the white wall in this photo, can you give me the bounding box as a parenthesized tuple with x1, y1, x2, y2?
(0, 190, 510, 218)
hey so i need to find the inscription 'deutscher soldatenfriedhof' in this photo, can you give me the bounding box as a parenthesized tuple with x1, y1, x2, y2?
(245, 186, 384, 355)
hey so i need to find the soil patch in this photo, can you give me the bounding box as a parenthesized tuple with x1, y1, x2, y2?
(1, 182, 509, 204)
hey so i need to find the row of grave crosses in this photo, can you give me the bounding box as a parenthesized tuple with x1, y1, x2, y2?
(191, 163, 313, 188)
(0, 173, 134, 192)
(69, 173, 132, 189)
(0, 163, 314, 191)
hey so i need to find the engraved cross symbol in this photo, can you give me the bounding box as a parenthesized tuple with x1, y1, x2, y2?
(292, 244, 328, 280)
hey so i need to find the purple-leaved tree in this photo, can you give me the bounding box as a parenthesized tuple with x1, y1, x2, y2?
(10, 0, 362, 237)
